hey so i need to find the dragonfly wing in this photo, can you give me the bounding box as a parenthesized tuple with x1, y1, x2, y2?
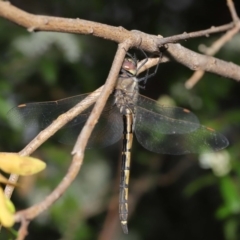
(60, 100, 123, 148)
(135, 105, 201, 135)
(135, 118, 229, 154)
(136, 95, 200, 133)
(7, 94, 91, 142)
(8, 94, 123, 148)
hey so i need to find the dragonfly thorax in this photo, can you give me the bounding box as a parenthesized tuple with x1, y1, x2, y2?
(115, 75, 139, 114)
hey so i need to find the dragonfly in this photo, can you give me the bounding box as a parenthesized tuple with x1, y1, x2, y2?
(8, 55, 229, 234)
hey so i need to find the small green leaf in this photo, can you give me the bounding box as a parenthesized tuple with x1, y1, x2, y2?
(219, 176, 240, 214)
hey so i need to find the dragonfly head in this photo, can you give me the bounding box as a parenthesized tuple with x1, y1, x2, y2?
(121, 58, 137, 77)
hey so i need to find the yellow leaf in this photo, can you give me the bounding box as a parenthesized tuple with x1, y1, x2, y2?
(0, 153, 46, 175)
(5, 197, 15, 214)
(0, 174, 19, 187)
(0, 187, 15, 227)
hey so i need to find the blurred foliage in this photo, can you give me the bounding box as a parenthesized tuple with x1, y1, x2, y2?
(0, 0, 240, 239)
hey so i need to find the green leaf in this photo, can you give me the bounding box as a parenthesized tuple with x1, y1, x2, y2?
(219, 176, 240, 215)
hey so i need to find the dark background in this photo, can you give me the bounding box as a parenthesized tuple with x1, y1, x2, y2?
(0, 0, 240, 240)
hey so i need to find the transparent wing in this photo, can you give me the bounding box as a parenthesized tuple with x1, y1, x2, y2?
(135, 107, 229, 154)
(60, 97, 123, 148)
(136, 95, 200, 134)
(8, 94, 123, 148)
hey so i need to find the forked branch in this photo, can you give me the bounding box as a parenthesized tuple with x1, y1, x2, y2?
(0, 1, 240, 80)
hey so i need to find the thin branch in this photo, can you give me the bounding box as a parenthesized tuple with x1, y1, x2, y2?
(15, 153, 83, 239)
(157, 23, 235, 45)
(227, 0, 239, 22)
(185, 26, 240, 88)
(137, 57, 168, 74)
(185, 70, 204, 89)
(201, 27, 240, 56)
(16, 219, 29, 240)
(169, 43, 240, 80)
(138, 45, 240, 84)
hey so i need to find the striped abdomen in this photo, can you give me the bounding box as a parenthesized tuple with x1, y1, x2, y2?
(119, 109, 134, 234)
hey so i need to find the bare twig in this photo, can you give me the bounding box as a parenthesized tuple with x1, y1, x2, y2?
(185, 0, 240, 88)
(185, 70, 205, 89)
(169, 43, 240, 80)
(16, 219, 29, 240)
(227, 0, 239, 22)
(185, 26, 240, 88)
(157, 23, 234, 45)
(137, 57, 168, 74)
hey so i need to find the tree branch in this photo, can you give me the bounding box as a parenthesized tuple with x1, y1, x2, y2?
(227, 0, 239, 22)
(0, 1, 157, 52)
(0, 1, 240, 82)
(167, 43, 240, 81)
(157, 23, 234, 45)
(185, 0, 240, 88)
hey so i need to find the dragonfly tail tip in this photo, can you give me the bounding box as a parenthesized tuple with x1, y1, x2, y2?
(121, 222, 128, 234)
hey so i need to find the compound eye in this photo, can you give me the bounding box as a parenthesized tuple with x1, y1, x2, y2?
(122, 58, 137, 75)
